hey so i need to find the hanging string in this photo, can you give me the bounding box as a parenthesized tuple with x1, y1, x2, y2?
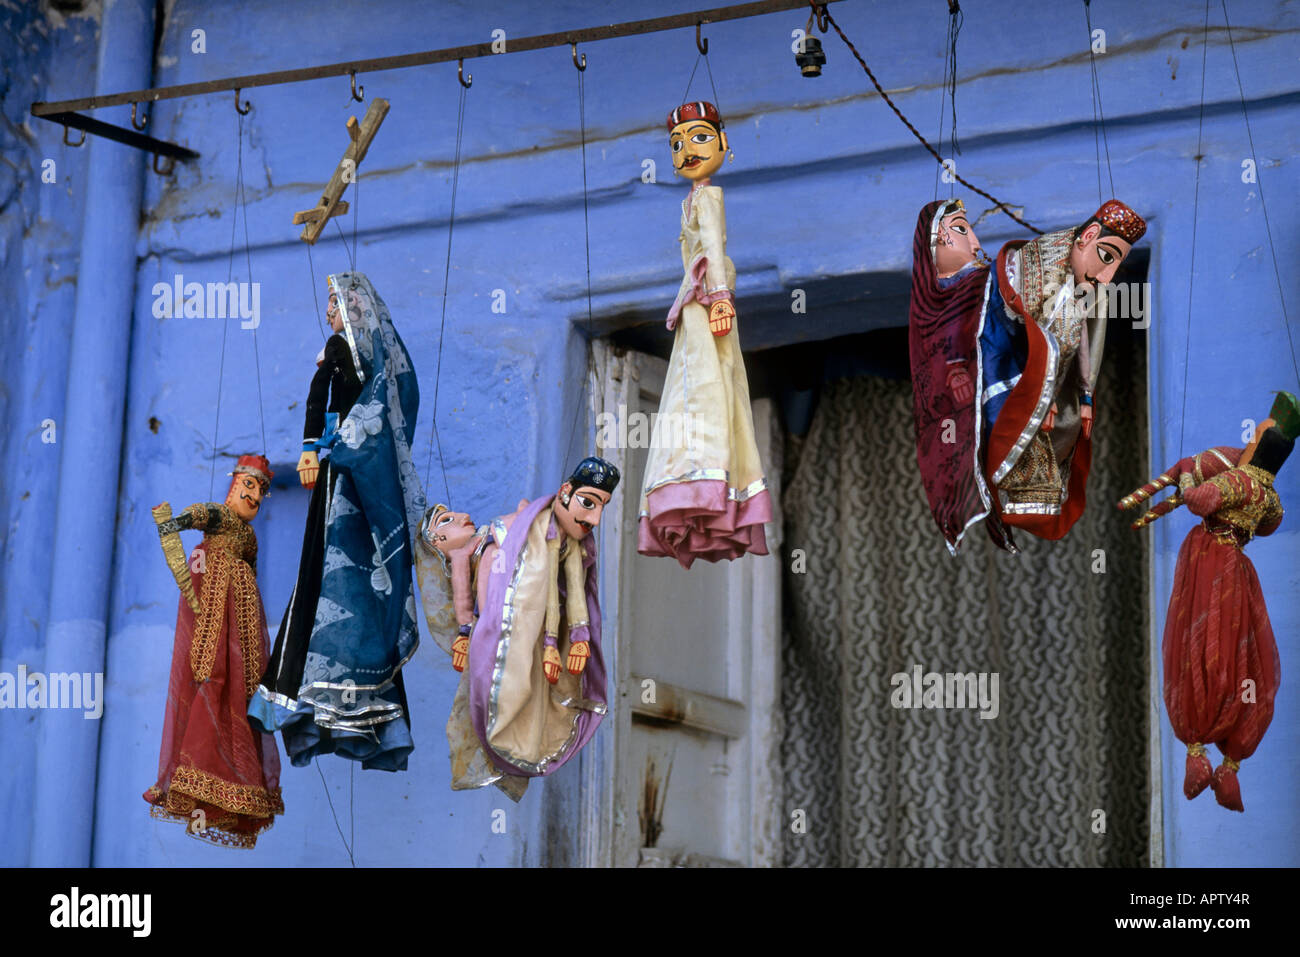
(306, 242, 329, 342)
(315, 758, 356, 867)
(352, 151, 360, 270)
(333, 217, 356, 272)
(678, 52, 704, 107)
(1083, 0, 1115, 202)
(208, 110, 269, 498)
(1177, 0, 1212, 459)
(679, 42, 724, 119)
(703, 47, 724, 119)
(235, 113, 268, 458)
(810, 0, 1043, 234)
(423, 79, 468, 506)
(565, 55, 597, 461)
(1220, 0, 1300, 391)
(933, 2, 962, 201)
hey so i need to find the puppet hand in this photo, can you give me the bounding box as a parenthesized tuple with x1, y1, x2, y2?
(1043, 403, 1058, 433)
(1081, 403, 1094, 440)
(542, 645, 562, 685)
(297, 451, 319, 489)
(451, 634, 469, 672)
(566, 640, 590, 676)
(708, 299, 735, 337)
(945, 366, 974, 406)
(1184, 481, 1223, 517)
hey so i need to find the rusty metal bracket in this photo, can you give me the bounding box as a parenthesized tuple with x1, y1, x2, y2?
(48, 111, 198, 162)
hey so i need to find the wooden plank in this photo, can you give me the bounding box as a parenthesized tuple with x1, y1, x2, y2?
(296, 98, 389, 244)
(291, 200, 349, 225)
(627, 675, 748, 739)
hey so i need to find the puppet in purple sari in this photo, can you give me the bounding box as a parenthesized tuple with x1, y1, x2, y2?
(467, 457, 619, 779)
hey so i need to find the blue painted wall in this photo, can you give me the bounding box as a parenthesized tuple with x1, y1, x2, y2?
(2, 0, 1297, 866)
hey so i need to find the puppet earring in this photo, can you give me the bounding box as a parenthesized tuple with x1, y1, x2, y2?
(728, 149, 735, 163)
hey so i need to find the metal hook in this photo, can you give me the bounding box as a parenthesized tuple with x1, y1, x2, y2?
(571, 42, 586, 71)
(349, 71, 364, 102)
(696, 22, 709, 55)
(234, 88, 251, 115)
(152, 153, 176, 176)
(130, 103, 148, 131)
(62, 124, 86, 147)
(458, 58, 472, 88)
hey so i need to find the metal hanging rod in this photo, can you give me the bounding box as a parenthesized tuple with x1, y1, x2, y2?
(31, 0, 837, 163)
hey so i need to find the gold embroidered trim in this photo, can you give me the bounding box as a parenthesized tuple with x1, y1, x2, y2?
(170, 764, 284, 818)
(147, 803, 275, 850)
(1201, 466, 1283, 547)
(189, 506, 261, 688)
(1241, 463, 1276, 488)
(233, 562, 264, 699)
(147, 766, 283, 849)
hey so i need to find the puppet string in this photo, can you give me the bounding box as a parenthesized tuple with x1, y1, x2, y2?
(424, 80, 467, 506)
(1177, 0, 1211, 460)
(236, 112, 269, 459)
(315, 757, 356, 867)
(565, 59, 597, 461)
(306, 242, 329, 342)
(810, 0, 1043, 234)
(932, 3, 962, 201)
(208, 111, 246, 499)
(1083, 1, 1115, 203)
(679, 52, 703, 108)
(333, 217, 356, 272)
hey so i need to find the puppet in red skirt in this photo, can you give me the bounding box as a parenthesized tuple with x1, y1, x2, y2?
(144, 455, 284, 846)
(1120, 392, 1296, 811)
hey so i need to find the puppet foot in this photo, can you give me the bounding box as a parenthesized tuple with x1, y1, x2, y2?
(1183, 744, 1213, 800)
(566, 640, 590, 675)
(1211, 759, 1244, 812)
(451, 634, 469, 673)
(542, 643, 562, 685)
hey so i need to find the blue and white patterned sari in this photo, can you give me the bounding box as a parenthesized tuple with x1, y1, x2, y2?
(249, 271, 426, 771)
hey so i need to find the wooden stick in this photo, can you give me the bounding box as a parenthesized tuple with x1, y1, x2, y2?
(294, 98, 388, 244)
(291, 200, 349, 225)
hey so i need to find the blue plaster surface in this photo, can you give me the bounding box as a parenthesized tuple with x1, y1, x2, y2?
(1, 0, 1298, 866)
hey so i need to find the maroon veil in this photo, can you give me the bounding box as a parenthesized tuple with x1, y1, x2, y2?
(907, 200, 1012, 553)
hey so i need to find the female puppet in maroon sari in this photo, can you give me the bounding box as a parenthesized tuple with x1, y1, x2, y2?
(144, 454, 284, 847)
(907, 198, 1011, 553)
(1120, 392, 1296, 811)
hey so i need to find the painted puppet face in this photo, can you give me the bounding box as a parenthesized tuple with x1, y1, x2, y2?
(326, 287, 363, 333)
(934, 210, 983, 278)
(555, 483, 611, 541)
(1070, 222, 1132, 290)
(670, 121, 728, 182)
(425, 507, 476, 554)
(226, 473, 265, 522)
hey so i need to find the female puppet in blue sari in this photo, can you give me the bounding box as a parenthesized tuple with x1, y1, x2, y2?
(249, 271, 426, 771)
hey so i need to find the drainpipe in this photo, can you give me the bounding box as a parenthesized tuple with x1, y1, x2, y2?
(29, 0, 155, 867)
